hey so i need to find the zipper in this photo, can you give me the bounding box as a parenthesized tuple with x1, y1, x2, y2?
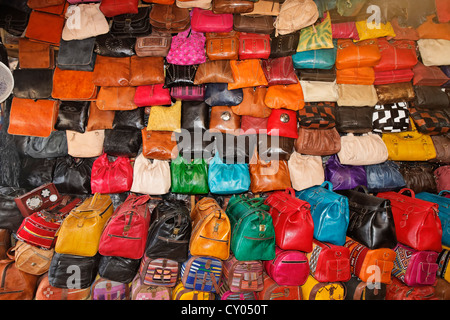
(157, 236, 189, 243)
(108, 234, 141, 240)
(198, 235, 229, 243)
(243, 236, 274, 241)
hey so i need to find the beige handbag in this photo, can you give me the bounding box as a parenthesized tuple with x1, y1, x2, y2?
(417, 39, 450, 67)
(300, 80, 339, 102)
(242, 0, 281, 16)
(12, 241, 53, 276)
(274, 0, 318, 36)
(130, 153, 171, 195)
(337, 132, 388, 166)
(146, 100, 182, 132)
(66, 129, 105, 158)
(176, 0, 212, 9)
(337, 84, 378, 107)
(61, 4, 109, 41)
(288, 152, 324, 191)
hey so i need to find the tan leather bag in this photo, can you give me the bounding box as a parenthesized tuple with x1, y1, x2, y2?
(417, 39, 450, 67)
(18, 38, 54, 69)
(176, 0, 212, 9)
(194, 60, 234, 84)
(274, 0, 318, 36)
(135, 31, 172, 57)
(295, 127, 341, 156)
(96, 86, 138, 111)
(300, 80, 339, 102)
(66, 129, 105, 158)
(231, 86, 272, 118)
(141, 129, 179, 160)
(249, 152, 291, 193)
(149, 4, 190, 33)
(337, 84, 378, 106)
(212, 0, 254, 14)
(287, 152, 325, 191)
(190, 197, 231, 260)
(130, 153, 171, 195)
(205, 31, 240, 60)
(92, 56, 131, 87)
(209, 106, 241, 134)
(130, 56, 165, 86)
(12, 240, 53, 276)
(242, 0, 281, 16)
(338, 132, 388, 166)
(86, 101, 115, 131)
(61, 3, 109, 41)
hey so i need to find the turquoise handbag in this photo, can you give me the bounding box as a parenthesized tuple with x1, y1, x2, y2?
(295, 181, 349, 246)
(292, 40, 337, 69)
(208, 152, 251, 195)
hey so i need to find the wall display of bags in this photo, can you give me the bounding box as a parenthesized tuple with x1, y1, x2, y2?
(0, 0, 450, 303)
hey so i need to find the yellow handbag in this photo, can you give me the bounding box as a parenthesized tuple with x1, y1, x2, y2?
(55, 194, 114, 257)
(355, 20, 396, 41)
(172, 282, 215, 300)
(297, 14, 334, 52)
(301, 275, 346, 300)
(146, 100, 182, 132)
(382, 120, 437, 161)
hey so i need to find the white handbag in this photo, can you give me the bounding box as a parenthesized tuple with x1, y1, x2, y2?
(287, 151, 325, 191)
(62, 4, 110, 41)
(66, 129, 104, 158)
(175, 0, 212, 9)
(130, 153, 171, 195)
(337, 132, 388, 166)
(417, 39, 450, 67)
(300, 80, 339, 102)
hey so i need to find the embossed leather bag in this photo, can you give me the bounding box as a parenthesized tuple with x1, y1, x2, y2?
(147, 100, 182, 132)
(135, 31, 172, 57)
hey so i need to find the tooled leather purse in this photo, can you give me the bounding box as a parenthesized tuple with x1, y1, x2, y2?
(149, 4, 190, 33)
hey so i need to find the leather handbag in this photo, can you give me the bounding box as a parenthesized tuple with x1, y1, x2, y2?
(11, 240, 53, 275)
(336, 66, 375, 85)
(90, 153, 133, 194)
(242, 0, 281, 16)
(99, 0, 138, 17)
(208, 152, 250, 195)
(238, 33, 271, 60)
(295, 181, 350, 246)
(306, 239, 351, 283)
(66, 130, 104, 158)
(228, 59, 268, 90)
(399, 162, 437, 194)
(25, 10, 65, 45)
(51, 67, 98, 101)
(295, 68, 337, 82)
(297, 102, 336, 129)
(261, 56, 298, 86)
(138, 254, 179, 288)
(96, 87, 138, 111)
(409, 105, 450, 136)
(13, 69, 53, 100)
(205, 83, 243, 106)
(176, 0, 212, 9)
(170, 85, 205, 101)
(172, 282, 215, 300)
(301, 277, 345, 300)
(435, 166, 450, 193)
(249, 152, 291, 193)
(264, 82, 304, 111)
(167, 28, 206, 66)
(386, 277, 438, 300)
(130, 56, 165, 86)
(212, 0, 254, 14)
(94, 33, 136, 57)
(170, 155, 209, 194)
(28, 0, 66, 9)
(103, 128, 142, 157)
(344, 275, 386, 301)
(164, 64, 197, 88)
(287, 152, 324, 191)
(147, 100, 181, 132)
(436, 0, 450, 23)
(267, 109, 299, 139)
(375, 82, 415, 104)
(331, 21, 359, 40)
(149, 4, 190, 33)
(233, 14, 275, 34)
(257, 134, 295, 162)
(297, 14, 333, 52)
(55, 194, 113, 257)
(292, 44, 337, 70)
(431, 135, 450, 163)
(181, 101, 209, 132)
(390, 17, 419, 41)
(264, 188, 313, 252)
(23, 131, 68, 159)
(374, 38, 417, 72)
(413, 86, 449, 109)
(8, 98, 59, 138)
(98, 255, 140, 284)
(378, 188, 442, 252)
(57, 38, 97, 72)
(131, 153, 171, 195)
(182, 258, 222, 295)
(274, 0, 319, 36)
(189, 197, 231, 260)
(417, 14, 450, 40)
(412, 61, 450, 87)
(338, 133, 388, 166)
(295, 127, 341, 156)
(110, 6, 151, 38)
(205, 31, 240, 60)
(417, 39, 450, 67)
(17, 158, 56, 191)
(240, 115, 268, 135)
(52, 156, 95, 194)
(18, 38, 54, 69)
(301, 80, 339, 102)
(62, 4, 109, 41)
(231, 87, 271, 118)
(257, 274, 302, 300)
(374, 69, 415, 85)
(338, 186, 397, 249)
(0, 5, 29, 37)
(337, 84, 378, 106)
(209, 106, 240, 135)
(336, 39, 381, 70)
(35, 274, 91, 300)
(335, 106, 374, 133)
(134, 84, 172, 107)
(325, 155, 367, 191)
(344, 237, 396, 284)
(263, 247, 309, 286)
(364, 160, 406, 193)
(54, 101, 90, 133)
(91, 278, 130, 300)
(222, 255, 264, 292)
(416, 193, 449, 246)
(135, 31, 172, 57)
(355, 20, 396, 41)
(190, 8, 233, 32)
(194, 60, 234, 84)
(269, 31, 300, 59)
(92, 56, 131, 87)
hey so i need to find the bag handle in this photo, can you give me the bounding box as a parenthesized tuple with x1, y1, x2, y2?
(399, 188, 415, 198)
(320, 181, 333, 190)
(353, 185, 369, 194)
(438, 190, 450, 197)
(89, 193, 101, 207)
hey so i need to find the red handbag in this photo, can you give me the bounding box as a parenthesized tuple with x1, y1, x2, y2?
(435, 166, 450, 193)
(267, 109, 298, 139)
(373, 69, 414, 85)
(331, 21, 360, 40)
(238, 32, 271, 60)
(374, 38, 418, 72)
(436, 0, 450, 23)
(377, 188, 443, 252)
(239, 115, 268, 135)
(264, 188, 314, 252)
(134, 84, 172, 107)
(90, 153, 134, 194)
(99, 0, 139, 17)
(261, 56, 298, 86)
(98, 194, 152, 259)
(263, 247, 310, 286)
(413, 61, 450, 86)
(386, 278, 438, 300)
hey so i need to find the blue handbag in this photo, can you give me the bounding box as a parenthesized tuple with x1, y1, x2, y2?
(208, 152, 251, 195)
(204, 83, 243, 107)
(364, 161, 406, 193)
(292, 40, 337, 69)
(295, 181, 349, 246)
(416, 191, 450, 247)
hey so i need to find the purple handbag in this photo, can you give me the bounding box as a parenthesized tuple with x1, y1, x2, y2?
(440, 66, 450, 87)
(325, 155, 367, 191)
(170, 85, 205, 101)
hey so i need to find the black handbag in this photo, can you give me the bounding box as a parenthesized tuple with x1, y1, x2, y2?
(112, 108, 145, 130)
(110, 6, 152, 38)
(257, 134, 295, 162)
(98, 255, 140, 284)
(372, 102, 410, 133)
(57, 37, 97, 72)
(164, 64, 198, 88)
(0, 187, 26, 232)
(413, 85, 450, 109)
(181, 101, 210, 132)
(19, 157, 56, 191)
(295, 68, 337, 82)
(52, 156, 95, 195)
(0, 5, 29, 36)
(269, 31, 300, 59)
(344, 275, 387, 300)
(94, 33, 137, 57)
(364, 161, 406, 193)
(12, 69, 53, 99)
(24, 131, 68, 159)
(337, 186, 397, 250)
(335, 106, 374, 133)
(48, 253, 100, 289)
(54, 101, 90, 133)
(103, 128, 142, 157)
(204, 83, 244, 107)
(409, 105, 450, 136)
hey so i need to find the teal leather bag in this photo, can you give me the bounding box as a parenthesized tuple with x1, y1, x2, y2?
(208, 152, 251, 195)
(292, 39, 337, 69)
(170, 155, 209, 194)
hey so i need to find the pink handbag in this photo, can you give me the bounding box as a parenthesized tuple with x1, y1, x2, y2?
(331, 21, 360, 40)
(190, 8, 233, 33)
(166, 28, 206, 65)
(263, 247, 309, 286)
(134, 84, 172, 107)
(170, 85, 205, 101)
(435, 165, 450, 193)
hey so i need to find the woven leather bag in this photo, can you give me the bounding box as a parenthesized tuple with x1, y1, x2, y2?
(274, 0, 319, 36)
(297, 102, 336, 129)
(409, 105, 450, 136)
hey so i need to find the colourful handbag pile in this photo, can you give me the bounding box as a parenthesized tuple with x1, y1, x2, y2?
(1, 0, 450, 302)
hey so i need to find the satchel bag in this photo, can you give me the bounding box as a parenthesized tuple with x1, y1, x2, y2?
(110, 6, 151, 38)
(297, 102, 336, 129)
(264, 82, 304, 111)
(263, 247, 309, 286)
(90, 153, 133, 194)
(228, 59, 268, 90)
(335, 106, 374, 133)
(205, 31, 240, 60)
(238, 33, 271, 60)
(204, 83, 243, 106)
(337, 84, 378, 106)
(364, 161, 406, 193)
(167, 28, 206, 66)
(170, 156, 209, 194)
(249, 152, 291, 193)
(53, 156, 94, 195)
(134, 84, 172, 107)
(222, 255, 264, 292)
(295, 127, 341, 156)
(13, 69, 53, 100)
(264, 188, 313, 252)
(190, 8, 233, 32)
(141, 129, 177, 160)
(54, 101, 90, 133)
(112, 108, 145, 131)
(55, 194, 114, 257)
(62, 4, 109, 41)
(297, 14, 334, 52)
(336, 39, 381, 70)
(338, 133, 388, 166)
(231, 87, 271, 118)
(94, 33, 136, 57)
(146, 100, 181, 132)
(338, 186, 397, 249)
(135, 31, 172, 57)
(325, 155, 367, 191)
(233, 15, 275, 34)
(99, 0, 139, 17)
(242, 0, 280, 16)
(295, 181, 350, 246)
(51, 67, 98, 101)
(57, 38, 97, 72)
(176, 0, 212, 9)
(375, 82, 415, 104)
(274, 0, 319, 36)
(399, 162, 437, 194)
(11, 240, 53, 276)
(258, 274, 302, 300)
(409, 105, 450, 136)
(0, 5, 29, 37)
(287, 152, 324, 191)
(150, 4, 190, 33)
(293, 44, 337, 70)
(207, 152, 250, 195)
(269, 31, 300, 59)
(131, 153, 171, 195)
(374, 38, 417, 72)
(331, 21, 359, 40)
(18, 38, 54, 69)
(372, 102, 410, 133)
(194, 60, 234, 84)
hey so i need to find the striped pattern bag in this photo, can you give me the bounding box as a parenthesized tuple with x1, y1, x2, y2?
(181, 255, 222, 293)
(222, 255, 264, 292)
(139, 254, 179, 287)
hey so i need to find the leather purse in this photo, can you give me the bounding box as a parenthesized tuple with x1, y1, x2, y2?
(13, 68, 53, 100)
(249, 152, 291, 194)
(170, 85, 205, 101)
(0, 187, 27, 233)
(54, 101, 90, 133)
(300, 80, 339, 102)
(24, 131, 68, 159)
(205, 31, 240, 60)
(295, 127, 341, 156)
(112, 108, 145, 130)
(233, 14, 275, 34)
(295, 68, 336, 82)
(228, 59, 268, 90)
(176, 0, 212, 9)
(57, 37, 97, 72)
(110, 6, 151, 38)
(336, 66, 375, 85)
(374, 38, 418, 72)
(238, 32, 271, 60)
(141, 129, 178, 160)
(264, 82, 304, 111)
(167, 28, 207, 66)
(331, 21, 359, 40)
(261, 56, 298, 86)
(239, 115, 268, 135)
(431, 135, 450, 163)
(267, 109, 299, 139)
(374, 68, 415, 85)
(146, 100, 182, 132)
(390, 17, 419, 41)
(212, 0, 254, 14)
(25, 10, 65, 45)
(292, 43, 337, 70)
(372, 102, 410, 133)
(62, 3, 109, 41)
(11, 240, 54, 275)
(94, 33, 136, 57)
(242, 0, 280, 16)
(92, 56, 131, 87)
(399, 162, 437, 194)
(209, 106, 240, 134)
(190, 7, 233, 32)
(409, 105, 450, 136)
(257, 134, 295, 162)
(8, 98, 59, 138)
(66, 130, 105, 158)
(297, 14, 333, 52)
(134, 84, 172, 107)
(263, 248, 309, 286)
(417, 14, 450, 40)
(335, 106, 374, 133)
(435, 166, 450, 193)
(130, 56, 165, 86)
(96, 86, 138, 111)
(413, 86, 449, 108)
(355, 20, 396, 41)
(131, 153, 171, 195)
(18, 38, 54, 69)
(257, 274, 303, 300)
(91, 153, 133, 194)
(135, 31, 172, 57)
(149, 4, 190, 33)
(231, 87, 271, 118)
(364, 160, 406, 193)
(181, 101, 209, 132)
(337, 84, 378, 106)
(99, 0, 139, 17)
(336, 39, 381, 70)
(207, 152, 250, 195)
(205, 83, 243, 106)
(103, 128, 142, 157)
(51, 67, 98, 101)
(325, 154, 367, 191)
(297, 102, 336, 129)
(52, 156, 95, 194)
(194, 60, 234, 84)
(274, 0, 319, 36)
(338, 133, 388, 166)
(170, 156, 209, 194)
(164, 64, 197, 88)
(287, 152, 324, 191)
(269, 31, 300, 59)
(419, 39, 450, 67)
(375, 82, 415, 104)
(413, 61, 450, 87)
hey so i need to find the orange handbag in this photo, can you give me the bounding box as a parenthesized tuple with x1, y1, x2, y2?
(8, 98, 59, 138)
(24, 10, 65, 46)
(231, 86, 272, 118)
(130, 56, 165, 86)
(336, 39, 381, 70)
(51, 67, 98, 101)
(228, 59, 268, 90)
(92, 56, 131, 87)
(96, 87, 138, 111)
(249, 152, 291, 193)
(417, 15, 450, 40)
(264, 82, 305, 111)
(336, 67, 375, 85)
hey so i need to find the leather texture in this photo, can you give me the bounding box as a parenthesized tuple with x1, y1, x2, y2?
(90, 153, 133, 194)
(249, 153, 291, 193)
(96, 86, 137, 111)
(170, 156, 209, 194)
(130, 153, 171, 194)
(25, 10, 65, 45)
(238, 32, 271, 60)
(135, 31, 172, 57)
(51, 67, 98, 101)
(13, 69, 53, 100)
(207, 152, 250, 195)
(228, 59, 268, 90)
(190, 7, 233, 32)
(94, 33, 136, 57)
(287, 152, 325, 191)
(264, 82, 304, 111)
(336, 39, 381, 70)
(194, 60, 234, 84)
(295, 127, 341, 156)
(62, 3, 109, 41)
(57, 37, 97, 71)
(263, 247, 309, 286)
(205, 31, 240, 60)
(134, 84, 172, 107)
(18, 38, 54, 69)
(149, 4, 190, 33)
(325, 154, 367, 191)
(54, 101, 90, 133)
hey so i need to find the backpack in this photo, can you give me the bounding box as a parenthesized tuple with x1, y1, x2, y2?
(222, 254, 264, 292)
(138, 254, 179, 287)
(263, 246, 309, 286)
(301, 275, 346, 300)
(181, 255, 223, 293)
(131, 274, 172, 300)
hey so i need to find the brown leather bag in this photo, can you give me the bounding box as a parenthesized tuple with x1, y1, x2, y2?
(86, 101, 115, 131)
(130, 56, 165, 86)
(0, 230, 11, 260)
(135, 31, 173, 57)
(431, 135, 450, 163)
(233, 14, 275, 34)
(375, 82, 416, 104)
(205, 31, 240, 60)
(52, 67, 98, 101)
(11, 241, 53, 276)
(417, 15, 450, 40)
(194, 60, 234, 84)
(231, 86, 272, 118)
(24, 10, 65, 46)
(249, 152, 291, 193)
(212, 0, 254, 14)
(92, 56, 131, 87)
(27, 0, 65, 8)
(149, 4, 190, 33)
(18, 38, 54, 69)
(295, 127, 341, 156)
(141, 129, 178, 160)
(209, 106, 241, 134)
(96, 87, 138, 111)
(434, 278, 450, 300)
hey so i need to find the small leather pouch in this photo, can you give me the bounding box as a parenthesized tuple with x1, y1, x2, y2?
(57, 37, 97, 72)
(135, 31, 172, 57)
(13, 69, 53, 99)
(18, 38, 54, 69)
(55, 101, 90, 133)
(212, 0, 254, 14)
(86, 102, 115, 131)
(51, 67, 98, 101)
(96, 87, 138, 111)
(231, 86, 272, 118)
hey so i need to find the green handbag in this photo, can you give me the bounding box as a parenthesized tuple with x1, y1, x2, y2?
(225, 195, 276, 261)
(297, 14, 334, 52)
(170, 155, 209, 194)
